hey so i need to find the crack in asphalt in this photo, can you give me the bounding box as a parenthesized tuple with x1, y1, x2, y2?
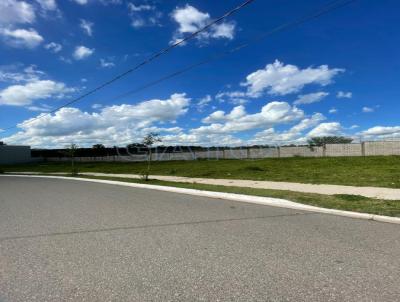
(0, 212, 313, 242)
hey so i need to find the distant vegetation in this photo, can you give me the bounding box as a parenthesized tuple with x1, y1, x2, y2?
(308, 136, 353, 147)
(31, 136, 355, 158)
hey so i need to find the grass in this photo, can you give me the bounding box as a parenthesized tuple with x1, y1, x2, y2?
(3, 156, 400, 188)
(74, 175, 400, 217)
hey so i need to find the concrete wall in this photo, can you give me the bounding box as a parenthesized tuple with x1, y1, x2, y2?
(0, 145, 32, 164)
(325, 143, 362, 157)
(364, 141, 400, 156)
(42, 141, 400, 162)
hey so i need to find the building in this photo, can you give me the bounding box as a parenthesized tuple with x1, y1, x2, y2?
(0, 143, 32, 164)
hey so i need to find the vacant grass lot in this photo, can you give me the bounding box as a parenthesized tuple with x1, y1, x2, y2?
(3, 155, 400, 188)
(78, 175, 400, 217)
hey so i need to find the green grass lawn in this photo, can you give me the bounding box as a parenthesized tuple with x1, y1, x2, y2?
(3, 155, 400, 188)
(76, 175, 400, 217)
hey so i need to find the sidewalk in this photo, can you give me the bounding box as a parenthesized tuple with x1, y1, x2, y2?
(76, 172, 400, 200)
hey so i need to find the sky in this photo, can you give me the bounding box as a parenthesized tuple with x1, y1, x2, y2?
(0, 0, 400, 148)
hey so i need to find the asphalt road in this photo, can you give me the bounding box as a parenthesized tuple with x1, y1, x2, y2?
(1, 176, 399, 301)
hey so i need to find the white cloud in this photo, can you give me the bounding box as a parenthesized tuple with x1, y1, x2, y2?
(100, 58, 115, 68)
(0, 80, 74, 106)
(170, 5, 235, 44)
(251, 113, 326, 145)
(362, 106, 374, 113)
(73, 0, 88, 4)
(197, 95, 212, 111)
(0, 27, 43, 48)
(0, 64, 44, 83)
(73, 45, 94, 60)
(80, 19, 93, 36)
(329, 108, 337, 114)
(215, 91, 248, 105)
(294, 92, 329, 105)
(307, 122, 343, 137)
(198, 101, 304, 134)
(44, 41, 62, 53)
(27, 103, 53, 112)
(0, 0, 36, 25)
(36, 0, 57, 11)
(242, 60, 344, 97)
(128, 3, 154, 12)
(4, 93, 190, 147)
(337, 91, 352, 99)
(360, 126, 400, 138)
(128, 2, 161, 28)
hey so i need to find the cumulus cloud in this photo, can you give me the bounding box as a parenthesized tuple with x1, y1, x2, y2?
(80, 19, 93, 36)
(4, 93, 190, 147)
(198, 101, 304, 134)
(0, 27, 43, 48)
(329, 108, 337, 114)
(73, 45, 94, 60)
(0, 80, 74, 106)
(44, 41, 62, 53)
(242, 60, 344, 97)
(294, 92, 329, 105)
(359, 126, 400, 139)
(251, 113, 326, 145)
(0, 0, 36, 25)
(307, 122, 343, 137)
(170, 5, 235, 44)
(337, 91, 352, 99)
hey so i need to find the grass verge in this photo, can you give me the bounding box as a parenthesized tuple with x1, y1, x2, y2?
(3, 155, 400, 188)
(74, 175, 400, 217)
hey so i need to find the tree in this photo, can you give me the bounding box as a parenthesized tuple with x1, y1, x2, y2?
(66, 143, 79, 175)
(141, 133, 162, 181)
(92, 144, 106, 156)
(92, 144, 105, 149)
(308, 136, 353, 149)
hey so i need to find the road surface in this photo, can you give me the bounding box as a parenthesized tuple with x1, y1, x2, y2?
(1, 176, 399, 301)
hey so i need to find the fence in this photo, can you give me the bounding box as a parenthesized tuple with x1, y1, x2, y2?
(42, 141, 400, 162)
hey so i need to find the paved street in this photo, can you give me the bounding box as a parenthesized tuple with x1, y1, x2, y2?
(1, 176, 399, 301)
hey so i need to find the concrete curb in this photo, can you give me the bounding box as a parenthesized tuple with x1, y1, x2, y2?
(2, 174, 400, 225)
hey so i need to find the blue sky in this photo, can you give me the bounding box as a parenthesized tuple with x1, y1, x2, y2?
(1, 0, 399, 147)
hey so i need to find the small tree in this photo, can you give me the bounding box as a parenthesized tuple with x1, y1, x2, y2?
(142, 133, 161, 181)
(66, 143, 79, 175)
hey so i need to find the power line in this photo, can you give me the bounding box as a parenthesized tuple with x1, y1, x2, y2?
(2, 0, 356, 134)
(107, 0, 356, 103)
(0, 0, 255, 132)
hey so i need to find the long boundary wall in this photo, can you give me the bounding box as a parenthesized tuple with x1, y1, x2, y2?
(43, 141, 400, 162)
(0, 145, 33, 164)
